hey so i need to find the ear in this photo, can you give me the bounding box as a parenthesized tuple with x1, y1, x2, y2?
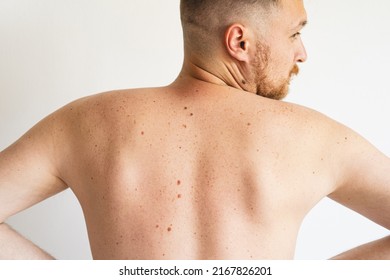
(225, 24, 251, 63)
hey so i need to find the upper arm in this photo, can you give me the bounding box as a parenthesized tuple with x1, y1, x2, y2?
(328, 123, 390, 230)
(0, 112, 68, 223)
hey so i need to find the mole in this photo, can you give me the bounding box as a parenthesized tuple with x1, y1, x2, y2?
(177, 180, 181, 186)
(167, 227, 172, 232)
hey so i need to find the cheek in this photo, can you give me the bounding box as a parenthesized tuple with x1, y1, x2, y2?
(268, 44, 294, 72)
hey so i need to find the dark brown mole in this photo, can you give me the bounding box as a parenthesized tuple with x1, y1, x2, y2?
(177, 180, 181, 186)
(177, 194, 182, 199)
(242, 80, 246, 85)
(184, 107, 188, 110)
(247, 122, 251, 126)
(190, 113, 194, 116)
(167, 227, 172, 232)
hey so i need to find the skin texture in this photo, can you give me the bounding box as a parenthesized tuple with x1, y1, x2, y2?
(0, 0, 389, 259)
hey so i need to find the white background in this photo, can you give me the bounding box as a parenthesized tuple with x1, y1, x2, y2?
(0, 0, 389, 260)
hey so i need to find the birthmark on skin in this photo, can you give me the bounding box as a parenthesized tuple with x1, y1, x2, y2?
(156, 225, 159, 229)
(167, 227, 172, 232)
(247, 122, 251, 126)
(242, 80, 246, 85)
(141, 131, 144, 136)
(177, 180, 181, 186)
(183, 124, 187, 128)
(177, 194, 182, 199)
(90, 177, 94, 181)
(184, 107, 188, 110)
(190, 113, 194, 116)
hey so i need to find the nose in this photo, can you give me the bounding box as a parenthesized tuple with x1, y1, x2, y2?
(296, 38, 307, 63)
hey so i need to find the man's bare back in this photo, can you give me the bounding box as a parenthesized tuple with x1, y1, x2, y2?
(39, 79, 364, 259)
(1, 0, 389, 260)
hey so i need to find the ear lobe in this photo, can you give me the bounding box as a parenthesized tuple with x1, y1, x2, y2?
(225, 24, 250, 62)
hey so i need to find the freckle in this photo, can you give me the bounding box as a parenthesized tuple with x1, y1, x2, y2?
(345, 137, 348, 140)
(116, 242, 119, 246)
(247, 123, 251, 126)
(195, 89, 199, 93)
(183, 124, 187, 128)
(177, 180, 181, 185)
(141, 131, 144, 135)
(177, 194, 182, 199)
(90, 177, 94, 180)
(156, 225, 159, 228)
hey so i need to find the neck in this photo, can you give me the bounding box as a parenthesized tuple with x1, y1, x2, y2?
(172, 56, 255, 94)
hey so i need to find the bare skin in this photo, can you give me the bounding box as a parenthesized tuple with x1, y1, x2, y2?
(0, 0, 389, 259)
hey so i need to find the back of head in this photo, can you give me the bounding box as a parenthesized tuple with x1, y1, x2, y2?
(180, 0, 279, 56)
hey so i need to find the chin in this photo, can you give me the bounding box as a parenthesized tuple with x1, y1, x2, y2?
(257, 84, 290, 100)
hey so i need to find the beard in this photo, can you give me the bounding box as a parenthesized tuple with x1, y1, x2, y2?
(251, 41, 299, 100)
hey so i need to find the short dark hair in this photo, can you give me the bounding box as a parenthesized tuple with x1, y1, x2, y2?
(180, 0, 280, 54)
(180, 0, 279, 29)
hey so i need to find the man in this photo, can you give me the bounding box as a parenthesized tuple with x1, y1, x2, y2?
(0, 0, 389, 259)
